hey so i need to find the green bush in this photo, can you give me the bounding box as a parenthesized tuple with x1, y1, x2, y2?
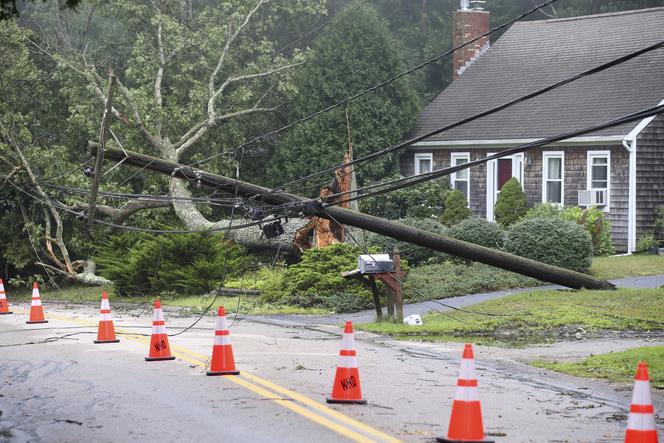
(448, 217, 506, 250)
(440, 190, 471, 226)
(654, 205, 664, 241)
(260, 243, 379, 313)
(504, 217, 593, 273)
(494, 178, 528, 226)
(366, 217, 448, 265)
(96, 232, 249, 296)
(636, 233, 658, 253)
(360, 179, 450, 219)
(403, 261, 538, 301)
(524, 204, 615, 256)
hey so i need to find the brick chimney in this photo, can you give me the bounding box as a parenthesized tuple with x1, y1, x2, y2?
(453, 0, 490, 80)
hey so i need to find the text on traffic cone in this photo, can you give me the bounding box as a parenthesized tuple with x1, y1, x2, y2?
(327, 321, 367, 404)
(145, 299, 175, 361)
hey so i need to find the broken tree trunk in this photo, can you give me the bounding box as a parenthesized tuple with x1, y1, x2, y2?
(100, 146, 615, 291)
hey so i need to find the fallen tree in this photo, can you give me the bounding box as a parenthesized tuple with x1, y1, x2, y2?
(100, 146, 615, 291)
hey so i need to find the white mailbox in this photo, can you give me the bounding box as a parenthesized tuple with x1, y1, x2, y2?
(358, 254, 394, 274)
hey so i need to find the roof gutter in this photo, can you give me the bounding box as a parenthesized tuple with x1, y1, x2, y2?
(411, 135, 624, 149)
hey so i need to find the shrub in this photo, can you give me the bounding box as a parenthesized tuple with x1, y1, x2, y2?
(366, 217, 448, 265)
(524, 203, 615, 256)
(96, 232, 249, 296)
(636, 233, 658, 253)
(494, 178, 528, 226)
(360, 178, 450, 219)
(654, 205, 664, 241)
(504, 217, 593, 273)
(403, 261, 538, 301)
(440, 190, 471, 226)
(261, 243, 378, 312)
(448, 217, 506, 250)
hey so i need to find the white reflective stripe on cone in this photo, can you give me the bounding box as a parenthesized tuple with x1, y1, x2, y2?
(101, 299, 110, 310)
(32, 288, 39, 297)
(0, 294, 6, 299)
(100, 313, 113, 321)
(460, 358, 476, 378)
(631, 380, 653, 405)
(341, 333, 355, 350)
(454, 386, 480, 401)
(153, 309, 165, 322)
(216, 316, 229, 331)
(338, 355, 358, 368)
(213, 335, 232, 346)
(152, 325, 167, 335)
(31, 299, 42, 306)
(627, 412, 657, 431)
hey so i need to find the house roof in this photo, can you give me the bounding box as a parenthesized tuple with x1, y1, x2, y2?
(411, 7, 664, 143)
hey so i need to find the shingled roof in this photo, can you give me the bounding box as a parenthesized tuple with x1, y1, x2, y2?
(411, 7, 664, 143)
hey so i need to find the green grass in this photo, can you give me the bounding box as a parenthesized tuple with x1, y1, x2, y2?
(4, 284, 328, 315)
(532, 346, 664, 389)
(590, 254, 664, 280)
(356, 287, 664, 345)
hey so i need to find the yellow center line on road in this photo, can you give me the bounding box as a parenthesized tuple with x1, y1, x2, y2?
(10, 309, 402, 443)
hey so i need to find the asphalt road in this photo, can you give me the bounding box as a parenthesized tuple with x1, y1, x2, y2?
(1, 301, 663, 442)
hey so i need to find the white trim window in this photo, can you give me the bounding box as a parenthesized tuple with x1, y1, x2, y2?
(587, 150, 611, 208)
(542, 151, 564, 205)
(414, 153, 433, 176)
(450, 152, 470, 203)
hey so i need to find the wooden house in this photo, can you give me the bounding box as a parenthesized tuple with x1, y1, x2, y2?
(399, 5, 664, 252)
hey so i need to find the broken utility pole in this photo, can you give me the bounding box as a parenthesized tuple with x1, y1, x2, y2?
(98, 146, 615, 291)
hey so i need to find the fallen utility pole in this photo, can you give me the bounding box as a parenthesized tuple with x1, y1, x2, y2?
(99, 146, 615, 291)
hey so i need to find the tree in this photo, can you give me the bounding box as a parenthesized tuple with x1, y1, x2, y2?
(440, 189, 470, 226)
(494, 177, 528, 226)
(267, 3, 420, 191)
(21, 0, 326, 250)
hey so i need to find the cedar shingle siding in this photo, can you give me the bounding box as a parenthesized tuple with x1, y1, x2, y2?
(636, 114, 664, 240)
(400, 146, 631, 251)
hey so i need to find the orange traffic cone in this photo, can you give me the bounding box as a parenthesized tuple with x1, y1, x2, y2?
(26, 282, 48, 324)
(206, 306, 240, 376)
(625, 362, 659, 443)
(327, 321, 366, 404)
(437, 344, 493, 443)
(0, 278, 12, 315)
(145, 299, 175, 361)
(94, 292, 120, 344)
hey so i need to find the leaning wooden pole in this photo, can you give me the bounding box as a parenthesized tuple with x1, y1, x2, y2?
(99, 146, 615, 291)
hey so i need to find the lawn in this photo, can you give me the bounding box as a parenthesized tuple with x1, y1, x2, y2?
(532, 346, 664, 389)
(590, 254, 664, 280)
(356, 287, 664, 346)
(3, 284, 328, 315)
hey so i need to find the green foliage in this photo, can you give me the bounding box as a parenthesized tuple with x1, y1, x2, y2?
(360, 179, 450, 219)
(96, 232, 249, 296)
(259, 243, 377, 312)
(654, 205, 664, 241)
(635, 233, 659, 253)
(268, 3, 420, 189)
(440, 190, 470, 226)
(504, 217, 593, 273)
(494, 178, 528, 226)
(366, 217, 448, 265)
(403, 261, 538, 302)
(524, 203, 615, 256)
(447, 217, 506, 250)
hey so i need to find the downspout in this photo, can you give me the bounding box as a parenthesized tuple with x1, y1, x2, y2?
(622, 137, 636, 254)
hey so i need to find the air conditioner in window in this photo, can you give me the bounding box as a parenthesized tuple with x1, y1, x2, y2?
(578, 189, 607, 207)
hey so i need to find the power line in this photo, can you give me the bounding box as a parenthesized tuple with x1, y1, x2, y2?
(266, 38, 664, 198)
(323, 103, 664, 205)
(186, 0, 560, 169)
